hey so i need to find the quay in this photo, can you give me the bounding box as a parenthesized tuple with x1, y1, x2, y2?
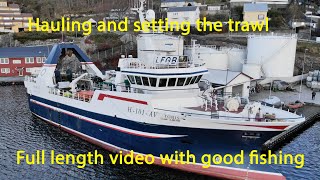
(250, 85, 320, 153)
(261, 104, 320, 153)
(0, 77, 24, 86)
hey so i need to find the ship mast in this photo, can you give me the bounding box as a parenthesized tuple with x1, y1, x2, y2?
(132, 0, 146, 25)
(132, 0, 155, 33)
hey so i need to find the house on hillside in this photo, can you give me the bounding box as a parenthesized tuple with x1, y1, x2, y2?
(104, 9, 136, 24)
(206, 2, 229, 15)
(230, 0, 289, 8)
(306, 15, 320, 29)
(87, 18, 97, 27)
(243, 3, 268, 24)
(161, 0, 202, 12)
(167, 6, 200, 25)
(0, 0, 34, 33)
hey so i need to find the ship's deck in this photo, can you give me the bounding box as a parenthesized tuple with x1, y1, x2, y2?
(187, 103, 245, 114)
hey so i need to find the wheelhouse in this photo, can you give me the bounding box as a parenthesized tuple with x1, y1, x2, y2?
(126, 74, 203, 88)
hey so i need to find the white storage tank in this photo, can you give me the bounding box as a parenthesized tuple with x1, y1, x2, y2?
(227, 48, 247, 72)
(242, 64, 261, 79)
(184, 45, 229, 70)
(246, 33, 297, 78)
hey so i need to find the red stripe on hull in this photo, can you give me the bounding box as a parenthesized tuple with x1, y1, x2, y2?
(240, 125, 288, 130)
(32, 113, 286, 180)
(98, 94, 148, 105)
(220, 123, 288, 130)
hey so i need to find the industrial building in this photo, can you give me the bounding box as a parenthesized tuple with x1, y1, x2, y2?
(187, 33, 298, 81)
(185, 33, 299, 96)
(0, 46, 51, 77)
(202, 69, 252, 98)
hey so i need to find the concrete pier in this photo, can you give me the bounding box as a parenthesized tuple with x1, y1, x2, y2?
(261, 104, 320, 153)
(0, 77, 24, 86)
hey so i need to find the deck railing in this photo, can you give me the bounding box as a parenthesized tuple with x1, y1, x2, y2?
(121, 56, 203, 70)
(48, 88, 93, 103)
(25, 76, 37, 83)
(123, 61, 193, 69)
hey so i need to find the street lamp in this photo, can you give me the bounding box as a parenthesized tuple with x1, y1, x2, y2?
(310, 16, 312, 40)
(299, 48, 308, 100)
(225, 68, 229, 97)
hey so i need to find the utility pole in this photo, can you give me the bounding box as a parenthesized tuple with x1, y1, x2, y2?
(310, 16, 312, 40)
(225, 68, 229, 97)
(299, 49, 308, 100)
(269, 81, 273, 99)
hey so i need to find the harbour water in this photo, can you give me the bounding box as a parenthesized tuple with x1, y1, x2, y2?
(1, 85, 319, 180)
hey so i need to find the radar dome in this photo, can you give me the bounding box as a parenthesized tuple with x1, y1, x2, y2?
(146, 9, 155, 21)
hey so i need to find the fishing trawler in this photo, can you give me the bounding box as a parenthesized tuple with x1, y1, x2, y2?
(24, 1, 304, 179)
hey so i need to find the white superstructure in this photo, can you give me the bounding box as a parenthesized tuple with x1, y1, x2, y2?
(137, 34, 184, 67)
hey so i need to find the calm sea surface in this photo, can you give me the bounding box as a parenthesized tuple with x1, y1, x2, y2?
(0, 86, 319, 180)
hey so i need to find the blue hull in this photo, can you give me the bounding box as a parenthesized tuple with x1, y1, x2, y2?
(28, 94, 282, 175)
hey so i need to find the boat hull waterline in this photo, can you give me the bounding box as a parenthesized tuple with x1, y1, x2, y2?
(28, 94, 286, 180)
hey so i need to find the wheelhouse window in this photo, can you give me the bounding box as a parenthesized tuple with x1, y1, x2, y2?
(42, 57, 46, 63)
(25, 57, 34, 64)
(127, 75, 135, 84)
(177, 78, 186, 86)
(195, 75, 203, 83)
(185, 77, 192, 85)
(190, 76, 197, 84)
(149, 78, 157, 87)
(159, 78, 167, 87)
(168, 78, 177, 87)
(135, 76, 142, 85)
(142, 77, 150, 86)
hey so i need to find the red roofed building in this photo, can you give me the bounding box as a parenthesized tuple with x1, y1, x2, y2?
(0, 46, 52, 77)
